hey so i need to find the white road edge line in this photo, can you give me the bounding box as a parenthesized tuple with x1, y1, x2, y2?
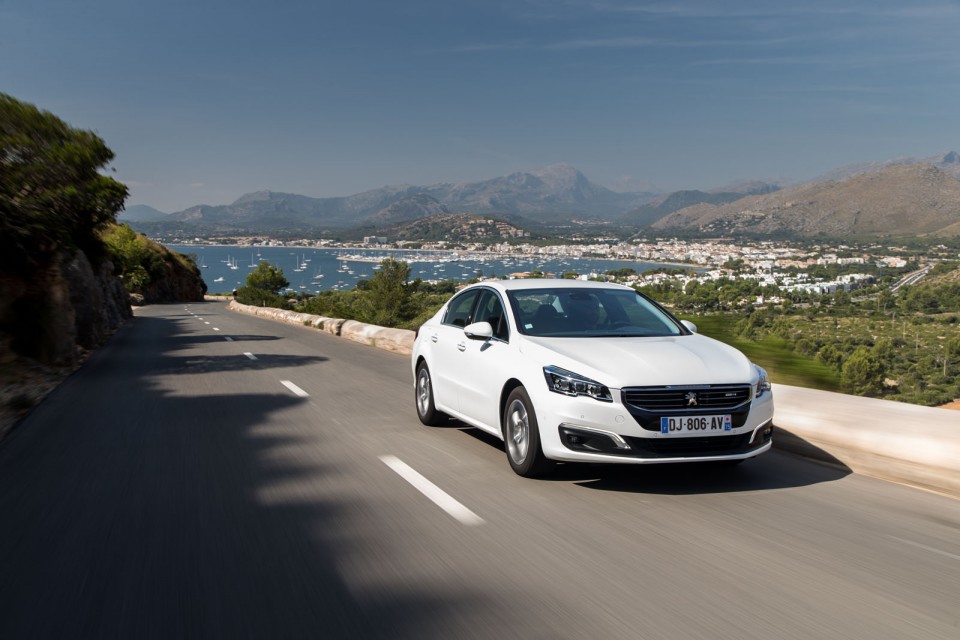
(379, 455, 484, 526)
(888, 536, 960, 561)
(281, 380, 309, 397)
(244, 352, 257, 360)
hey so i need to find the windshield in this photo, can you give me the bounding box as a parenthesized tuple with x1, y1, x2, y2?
(507, 287, 685, 338)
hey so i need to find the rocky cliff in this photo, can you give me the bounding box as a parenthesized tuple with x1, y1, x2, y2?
(0, 249, 131, 367)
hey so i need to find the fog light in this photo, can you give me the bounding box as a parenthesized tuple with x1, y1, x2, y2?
(559, 424, 631, 453)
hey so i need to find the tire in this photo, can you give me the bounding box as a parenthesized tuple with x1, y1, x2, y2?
(502, 387, 554, 478)
(415, 361, 445, 426)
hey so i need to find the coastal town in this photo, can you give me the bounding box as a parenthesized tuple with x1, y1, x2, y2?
(162, 231, 951, 300)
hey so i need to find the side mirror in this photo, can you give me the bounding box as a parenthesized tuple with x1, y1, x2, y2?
(464, 321, 494, 340)
(681, 320, 698, 333)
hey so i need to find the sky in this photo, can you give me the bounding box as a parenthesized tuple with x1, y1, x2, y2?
(2, 0, 959, 213)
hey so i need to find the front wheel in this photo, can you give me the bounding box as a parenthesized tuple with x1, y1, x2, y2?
(415, 362, 445, 426)
(502, 387, 554, 478)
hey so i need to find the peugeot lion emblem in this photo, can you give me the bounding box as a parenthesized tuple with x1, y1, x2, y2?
(685, 391, 699, 407)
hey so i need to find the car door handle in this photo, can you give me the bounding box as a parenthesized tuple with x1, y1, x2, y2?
(457, 342, 466, 352)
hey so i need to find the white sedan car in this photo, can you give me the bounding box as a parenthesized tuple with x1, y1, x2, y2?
(411, 279, 774, 477)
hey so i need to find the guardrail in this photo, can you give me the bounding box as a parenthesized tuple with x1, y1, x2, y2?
(226, 300, 959, 497)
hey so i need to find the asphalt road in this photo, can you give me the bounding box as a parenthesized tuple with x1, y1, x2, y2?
(1, 301, 957, 639)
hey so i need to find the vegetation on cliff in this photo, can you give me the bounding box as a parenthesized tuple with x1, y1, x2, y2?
(0, 93, 127, 273)
(1, 93, 132, 364)
(102, 224, 206, 303)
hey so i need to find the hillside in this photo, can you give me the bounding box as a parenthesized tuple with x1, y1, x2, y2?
(369, 194, 449, 225)
(354, 212, 529, 243)
(120, 204, 170, 222)
(652, 164, 960, 238)
(620, 185, 780, 227)
(924, 264, 960, 286)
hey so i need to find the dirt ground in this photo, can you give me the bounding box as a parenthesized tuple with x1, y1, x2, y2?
(0, 353, 81, 442)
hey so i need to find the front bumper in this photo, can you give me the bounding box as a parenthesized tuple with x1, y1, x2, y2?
(532, 385, 775, 464)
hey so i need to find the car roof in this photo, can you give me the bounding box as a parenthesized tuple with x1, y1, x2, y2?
(465, 278, 634, 293)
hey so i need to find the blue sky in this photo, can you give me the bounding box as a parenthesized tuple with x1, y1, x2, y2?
(3, 0, 959, 212)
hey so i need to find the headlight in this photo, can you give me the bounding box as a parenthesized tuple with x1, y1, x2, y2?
(543, 366, 612, 402)
(754, 364, 771, 398)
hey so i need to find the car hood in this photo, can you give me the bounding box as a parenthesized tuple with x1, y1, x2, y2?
(520, 334, 755, 388)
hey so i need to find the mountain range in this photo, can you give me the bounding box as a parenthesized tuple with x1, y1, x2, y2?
(654, 156, 960, 238)
(124, 153, 960, 239)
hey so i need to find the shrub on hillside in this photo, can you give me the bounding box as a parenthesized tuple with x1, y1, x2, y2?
(235, 286, 291, 309)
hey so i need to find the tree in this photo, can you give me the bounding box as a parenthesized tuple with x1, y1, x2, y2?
(357, 258, 413, 327)
(235, 261, 290, 308)
(0, 93, 128, 271)
(841, 346, 885, 396)
(816, 344, 845, 372)
(245, 261, 288, 293)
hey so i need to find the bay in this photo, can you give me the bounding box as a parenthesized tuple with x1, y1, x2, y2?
(166, 244, 681, 294)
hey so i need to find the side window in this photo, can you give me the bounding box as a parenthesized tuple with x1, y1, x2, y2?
(474, 290, 509, 341)
(442, 290, 480, 327)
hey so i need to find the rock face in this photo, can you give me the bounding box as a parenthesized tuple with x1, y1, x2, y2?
(0, 249, 132, 367)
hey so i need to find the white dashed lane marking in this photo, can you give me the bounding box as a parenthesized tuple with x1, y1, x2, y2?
(281, 380, 309, 397)
(379, 455, 484, 526)
(243, 352, 257, 360)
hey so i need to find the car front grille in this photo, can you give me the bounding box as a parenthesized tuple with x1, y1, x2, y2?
(622, 385, 752, 413)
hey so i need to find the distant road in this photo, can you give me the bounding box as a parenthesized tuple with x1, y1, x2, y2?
(1, 302, 957, 639)
(891, 263, 934, 292)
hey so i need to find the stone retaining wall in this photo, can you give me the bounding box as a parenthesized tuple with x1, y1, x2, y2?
(227, 300, 414, 354)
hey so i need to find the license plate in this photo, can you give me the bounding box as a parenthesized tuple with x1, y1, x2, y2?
(660, 415, 732, 435)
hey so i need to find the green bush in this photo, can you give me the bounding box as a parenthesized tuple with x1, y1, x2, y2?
(235, 286, 291, 309)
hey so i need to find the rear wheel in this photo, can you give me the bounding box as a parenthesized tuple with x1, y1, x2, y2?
(502, 387, 554, 478)
(415, 362, 445, 426)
